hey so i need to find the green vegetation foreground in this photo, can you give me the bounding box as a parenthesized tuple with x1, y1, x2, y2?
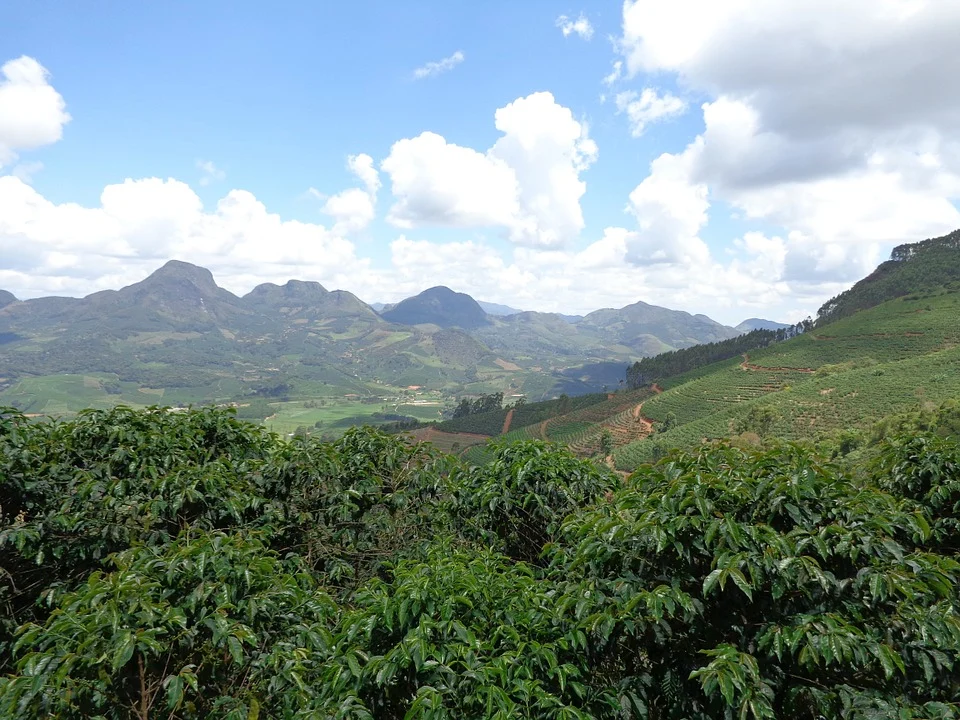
(1, 405, 959, 718)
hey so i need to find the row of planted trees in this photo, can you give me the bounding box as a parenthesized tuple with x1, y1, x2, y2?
(1, 404, 959, 718)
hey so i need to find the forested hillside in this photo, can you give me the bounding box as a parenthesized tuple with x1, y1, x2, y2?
(818, 229, 960, 324)
(2, 405, 959, 718)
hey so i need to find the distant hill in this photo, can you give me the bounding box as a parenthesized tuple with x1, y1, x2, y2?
(84, 260, 260, 332)
(736, 318, 790, 333)
(0, 290, 16, 309)
(0, 262, 783, 417)
(243, 279, 378, 324)
(381, 286, 490, 330)
(477, 300, 523, 316)
(578, 300, 740, 353)
(0, 260, 261, 337)
(818, 228, 960, 323)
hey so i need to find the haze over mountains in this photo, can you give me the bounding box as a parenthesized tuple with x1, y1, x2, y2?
(0, 260, 779, 409)
(0, 260, 771, 344)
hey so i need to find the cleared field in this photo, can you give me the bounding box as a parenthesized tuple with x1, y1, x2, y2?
(264, 398, 443, 437)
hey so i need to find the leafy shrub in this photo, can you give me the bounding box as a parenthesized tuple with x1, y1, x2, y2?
(446, 439, 618, 564)
(2, 406, 960, 719)
(551, 443, 960, 718)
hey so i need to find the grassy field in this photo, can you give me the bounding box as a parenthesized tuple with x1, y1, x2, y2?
(0, 374, 250, 415)
(263, 398, 444, 437)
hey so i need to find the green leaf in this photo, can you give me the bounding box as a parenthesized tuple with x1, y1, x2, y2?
(165, 675, 184, 709)
(227, 636, 245, 664)
(111, 632, 135, 671)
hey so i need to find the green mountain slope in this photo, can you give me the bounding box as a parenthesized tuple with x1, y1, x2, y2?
(818, 228, 960, 323)
(438, 288, 960, 470)
(430, 232, 960, 471)
(614, 285, 960, 469)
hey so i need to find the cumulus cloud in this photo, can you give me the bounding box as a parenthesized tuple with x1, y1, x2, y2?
(613, 0, 960, 291)
(347, 153, 380, 195)
(615, 88, 687, 136)
(382, 132, 519, 229)
(556, 14, 593, 40)
(0, 56, 71, 168)
(602, 61, 623, 87)
(382, 92, 597, 248)
(0, 174, 368, 299)
(196, 160, 225, 186)
(320, 153, 381, 234)
(412, 51, 464, 80)
(0, 166, 826, 324)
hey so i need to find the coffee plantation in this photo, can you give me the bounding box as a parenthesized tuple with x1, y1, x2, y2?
(1, 405, 958, 718)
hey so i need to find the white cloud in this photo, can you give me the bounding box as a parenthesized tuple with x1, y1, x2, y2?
(382, 91, 597, 248)
(196, 159, 225, 186)
(0, 174, 369, 299)
(615, 88, 687, 136)
(322, 188, 375, 235)
(0, 56, 71, 168)
(412, 51, 464, 80)
(556, 14, 594, 40)
(382, 132, 520, 229)
(612, 0, 960, 293)
(319, 153, 381, 234)
(10, 161, 43, 184)
(624, 151, 710, 267)
(602, 60, 623, 86)
(347, 153, 380, 195)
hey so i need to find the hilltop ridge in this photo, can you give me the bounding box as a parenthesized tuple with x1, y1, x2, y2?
(818, 229, 960, 323)
(381, 286, 491, 330)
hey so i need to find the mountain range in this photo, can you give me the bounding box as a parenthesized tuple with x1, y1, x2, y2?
(0, 260, 782, 413)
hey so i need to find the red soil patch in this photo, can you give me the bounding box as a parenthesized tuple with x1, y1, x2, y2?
(501, 408, 515, 434)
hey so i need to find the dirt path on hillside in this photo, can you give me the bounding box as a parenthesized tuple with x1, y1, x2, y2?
(501, 408, 515, 434)
(651, 383, 663, 394)
(631, 400, 655, 433)
(536, 420, 550, 440)
(740, 353, 814, 374)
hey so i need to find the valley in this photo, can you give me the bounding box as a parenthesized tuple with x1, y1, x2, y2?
(0, 260, 744, 425)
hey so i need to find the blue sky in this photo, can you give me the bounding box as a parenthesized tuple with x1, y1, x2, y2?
(2, 1, 959, 324)
(4, 2, 695, 231)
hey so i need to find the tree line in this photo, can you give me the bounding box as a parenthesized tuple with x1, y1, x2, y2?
(626, 322, 812, 390)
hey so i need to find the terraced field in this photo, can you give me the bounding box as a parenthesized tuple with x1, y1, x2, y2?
(543, 388, 656, 455)
(640, 362, 809, 426)
(441, 387, 657, 463)
(613, 289, 960, 470)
